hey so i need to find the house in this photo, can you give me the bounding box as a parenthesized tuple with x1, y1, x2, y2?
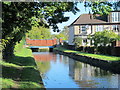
(68, 11, 120, 46)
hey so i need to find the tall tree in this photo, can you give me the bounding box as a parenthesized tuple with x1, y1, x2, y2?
(52, 26, 69, 40)
(26, 26, 52, 39)
(84, 1, 113, 15)
(60, 26, 69, 40)
(2, 2, 79, 59)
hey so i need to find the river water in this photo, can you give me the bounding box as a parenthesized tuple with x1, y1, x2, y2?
(33, 52, 119, 88)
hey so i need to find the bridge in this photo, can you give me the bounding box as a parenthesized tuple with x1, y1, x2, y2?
(26, 38, 62, 50)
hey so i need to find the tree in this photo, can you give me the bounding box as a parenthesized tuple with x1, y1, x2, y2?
(84, 1, 111, 15)
(73, 37, 82, 49)
(52, 26, 69, 40)
(26, 26, 52, 39)
(89, 30, 119, 47)
(2, 2, 79, 59)
(60, 26, 69, 40)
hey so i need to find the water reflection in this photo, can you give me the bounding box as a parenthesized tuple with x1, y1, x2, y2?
(33, 52, 57, 62)
(69, 58, 118, 88)
(33, 52, 118, 88)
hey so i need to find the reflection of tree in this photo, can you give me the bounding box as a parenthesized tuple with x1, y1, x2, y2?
(36, 61, 50, 74)
(94, 68, 112, 77)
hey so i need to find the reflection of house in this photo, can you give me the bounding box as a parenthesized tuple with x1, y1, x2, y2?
(68, 11, 120, 46)
(69, 59, 97, 88)
(69, 59, 113, 88)
(69, 59, 95, 81)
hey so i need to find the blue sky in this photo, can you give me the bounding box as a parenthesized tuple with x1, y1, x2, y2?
(51, 2, 92, 34)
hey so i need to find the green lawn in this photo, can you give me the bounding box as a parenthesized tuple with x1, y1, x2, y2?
(1, 40, 44, 89)
(54, 47, 120, 61)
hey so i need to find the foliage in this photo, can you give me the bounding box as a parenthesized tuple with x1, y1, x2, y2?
(2, 2, 79, 59)
(52, 26, 69, 40)
(52, 33, 65, 40)
(84, 1, 113, 15)
(73, 37, 82, 48)
(60, 26, 69, 40)
(26, 26, 52, 39)
(88, 30, 119, 47)
(117, 35, 120, 40)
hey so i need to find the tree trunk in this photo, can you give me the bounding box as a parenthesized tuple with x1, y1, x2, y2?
(2, 41, 15, 61)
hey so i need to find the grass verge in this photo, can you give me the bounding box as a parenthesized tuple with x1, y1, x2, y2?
(1, 40, 44, 89)
(54, 46, 120, 61)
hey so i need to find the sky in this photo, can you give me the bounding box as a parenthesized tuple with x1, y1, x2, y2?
(51, 2, 92, 34)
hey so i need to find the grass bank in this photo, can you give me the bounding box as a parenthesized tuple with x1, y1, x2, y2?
(1, 40, 44, 89)
(54, 46, 120, 61)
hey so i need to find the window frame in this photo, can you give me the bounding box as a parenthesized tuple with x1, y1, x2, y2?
(81, 25, 87, 32)
(96, 25, 103, 32)
(112, 12, 120, 22)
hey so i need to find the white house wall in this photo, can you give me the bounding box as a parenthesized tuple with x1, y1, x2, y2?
(87, 25, 92, 35)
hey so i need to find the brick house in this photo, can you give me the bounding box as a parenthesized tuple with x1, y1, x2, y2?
(68, 11, 120, 46)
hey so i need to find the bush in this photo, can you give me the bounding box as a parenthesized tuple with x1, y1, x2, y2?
(63, 42, 69, 47)
(97, 46, 112, 55)
(76, 46, 83, 51)
(85, 46, 95, 54)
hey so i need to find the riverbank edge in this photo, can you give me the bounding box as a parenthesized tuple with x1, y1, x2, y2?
(53, 47, 120, 74)
(1, 42, 45, 89)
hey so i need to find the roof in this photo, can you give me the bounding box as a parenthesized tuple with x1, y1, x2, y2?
(69, 14, 107, 26)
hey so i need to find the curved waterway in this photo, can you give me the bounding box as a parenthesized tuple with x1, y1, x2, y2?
(33, 52, 119, 88)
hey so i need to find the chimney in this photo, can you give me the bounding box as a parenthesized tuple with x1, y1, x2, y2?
(89, 11, 93, 19)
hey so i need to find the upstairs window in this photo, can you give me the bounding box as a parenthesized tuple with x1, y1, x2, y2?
(112, 12, 120, 22)
(81, 25, 88, 32)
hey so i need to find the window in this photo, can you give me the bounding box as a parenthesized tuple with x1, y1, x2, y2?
(81, 25, 88, 32)
(112, 12, 120, 22)
(112, 25, 119, 32)
(83, 39, 87, 43)
(81, 26, 86, 31)
(96, 25, 103, 32)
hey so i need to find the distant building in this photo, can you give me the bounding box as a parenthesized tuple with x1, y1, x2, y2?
(68, 11, 120, 46)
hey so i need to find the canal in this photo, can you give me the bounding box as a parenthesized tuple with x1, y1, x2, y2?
(33, 52, 119, 88)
